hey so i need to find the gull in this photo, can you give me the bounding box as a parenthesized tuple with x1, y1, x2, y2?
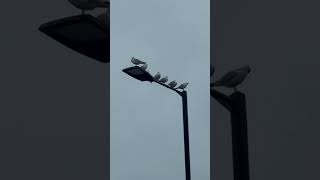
(153, 72, 161, 81)
(167, 80, 177, 88)
(68, 0, 109, 14)
(131, 57, 146, 65)
(175, 82, 189, 90)
(158, 76, 168, 83)
(211, 65, 251, 92)
(140, 64, 148, 71)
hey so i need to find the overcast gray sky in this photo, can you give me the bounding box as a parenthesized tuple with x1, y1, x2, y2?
(110, 0, 210, 180)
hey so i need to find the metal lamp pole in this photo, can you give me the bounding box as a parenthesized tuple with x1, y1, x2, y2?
(123, 65, 191, 180)
(154, 80, 191, 180)
(210, 65, 250, 180)
(211, 89, 250, 180)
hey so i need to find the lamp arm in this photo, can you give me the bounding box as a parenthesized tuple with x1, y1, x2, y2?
(153, 80, 183, 96)
(210, 88, 232, 111)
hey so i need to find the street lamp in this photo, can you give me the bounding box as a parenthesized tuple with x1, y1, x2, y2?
(210, 66, 251, 180)
(122, 62, 191, 180)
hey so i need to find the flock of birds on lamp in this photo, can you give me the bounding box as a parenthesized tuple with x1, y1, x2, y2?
(66, 1, 251, 92)
(131, 57, 251, 92)
(131, 57, 189, 90)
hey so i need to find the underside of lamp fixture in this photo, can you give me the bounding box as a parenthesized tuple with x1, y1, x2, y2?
(39, 14, 109, 63)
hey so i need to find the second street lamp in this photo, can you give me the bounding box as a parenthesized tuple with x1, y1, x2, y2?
(123, 62, 191, 180)
(210, 65, 251, 180)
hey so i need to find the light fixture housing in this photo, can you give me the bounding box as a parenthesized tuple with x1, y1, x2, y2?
(39, 14, 109, 63)
(122, 66, 154, 82)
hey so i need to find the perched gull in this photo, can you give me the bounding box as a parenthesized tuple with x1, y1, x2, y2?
(211, 65, 251, 91)
(167, 80, 177, 88)
(175, 82, 189, 90)
(131, 57, 146, 65)
(158, 76, 168, 83)
(68, 0, 109, 14)
(210, 66, 215, 77)
(153, 72, 161, 81)
(140, 64, 148, 71)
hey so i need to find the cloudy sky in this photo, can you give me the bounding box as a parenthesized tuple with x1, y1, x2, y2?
(110, 0, 210, 180)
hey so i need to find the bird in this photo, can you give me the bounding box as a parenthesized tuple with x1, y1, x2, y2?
(158, 76, 168, 83)
(153, 72, 161, 81)
(210, 65, 215, 77)
(167, 80, 177, 88)
(68, 0, 109, 14)
(175, 82, 189, 90)
(140, 63, 148, 71)
(211, 65, 251, 92)
(131, 57, 146, 65)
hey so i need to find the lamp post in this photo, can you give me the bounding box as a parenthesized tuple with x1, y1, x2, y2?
(123, 64, 191, 180)
(210, 66, 250, 180)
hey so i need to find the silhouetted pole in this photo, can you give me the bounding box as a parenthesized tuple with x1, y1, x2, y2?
(156, 82, 191, 180)
(157, 82, 191, 180)
(211, 89, 250, 180)
(123, 66, 191, 180)
(181, 91, 191, 180)
(230, 92, 249, 180)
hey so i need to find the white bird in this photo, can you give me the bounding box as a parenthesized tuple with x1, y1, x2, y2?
(140, 64, 148, 71)
(175, 82, 189, 90)
(153, 72, 161, 81)
(131, 57, 146, 65)
(167, 80, 177, 88)
(158, 76, 168, 83)
(68, 0, 109, 14)
(211, 65, 251, 91)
